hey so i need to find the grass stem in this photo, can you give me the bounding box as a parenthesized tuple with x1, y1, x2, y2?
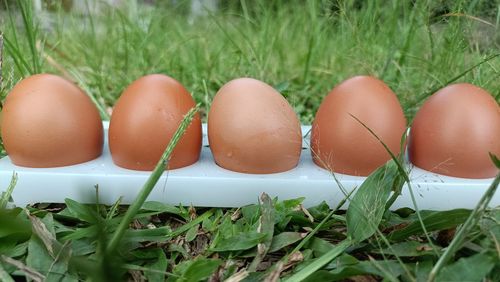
(106, 105, 199, 254)
(428, 173, 500, 282)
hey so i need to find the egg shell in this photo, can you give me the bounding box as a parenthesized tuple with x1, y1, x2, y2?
(1, 74, 104, 167)
(311, 75, 407, 176)
(409, 83, 500, 179)
(108, 74, 201, 170)
(208, 78, 302, 174)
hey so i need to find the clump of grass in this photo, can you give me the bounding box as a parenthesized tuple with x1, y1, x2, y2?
(2, 0, 42, 77)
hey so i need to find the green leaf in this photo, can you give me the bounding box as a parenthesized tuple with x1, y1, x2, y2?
(274, 198, 305, 229)
(216, 214, 236, 239)
(130, 248, 164, 260)
(300, 270, 336, 281)
(0, 241, 28, 258)
(324, 253, 359, 270)
(241, 204, 260, 226)
(429, 174, 500, 281)
(241, 232, 305, 257)
(174, 258, 221, 282)
(26, 213, 79, 281)
(277, 198, 304, 211)
(389, 209, 471, 241)
(347, 160, 399, 242)
(307, 201, 330, 220)
(182, 258, 221, 281)
(480, 209, 500, 241)
(144, 250, 168, 282)
(0, 208, 31, 240)
(415, 260, 433, 282)
(64, 199, 98, 223)
(53, 208, 84, 223)
(142, 201, 181, 215)
(26, 219, 71, 281)
(436, 253, 496, 282)
(269, 232, 304, 253)
(308, 237, 335, 257)
(303, 259, 407, 281)
(285, 238, 352, 282)
(249, 193, 275, 271)
(375, 241, 440, 257)
(171, 209, 214, 238)
(70, 239, 95, 257)
(211, 232, 266, 252)
(168, 243, 190, 259)
(126, 226, 172, 243)
(201, 217, 213, 231)
(185, 224, 199, 242)
(274, 81, 290, 93)
(61, 225, 98, 241)
(0, 261, 14, 282)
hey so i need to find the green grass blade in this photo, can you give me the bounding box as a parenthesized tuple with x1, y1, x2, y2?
(248, 193, 275, 272)
(169, 209, 213, 238)
(106, 105, 199, 254)
(490, 153, 500, 169)
(3, 35, 31, 76)
(68, 69, 110, 120)
(388, 209, 472, 241)
(0, 172, 17, 209)
(17, 0, 40, 74)
(350, 114, 438, 256)
(435, 252, 496, 282)
(0, 261, 15, 282)
(428, 173, 500, 281)
(408, 53, 500, 108)
(392, 0, 421, 82)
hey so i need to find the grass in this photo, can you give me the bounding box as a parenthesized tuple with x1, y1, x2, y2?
(0, 0, 499, 281)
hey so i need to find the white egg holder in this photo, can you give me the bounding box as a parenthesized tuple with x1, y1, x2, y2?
(0, 122, 497, 210)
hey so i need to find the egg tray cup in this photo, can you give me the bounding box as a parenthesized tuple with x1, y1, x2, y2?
(0, 121, 498, 210)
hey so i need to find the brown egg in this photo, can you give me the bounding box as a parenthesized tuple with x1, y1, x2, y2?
(1, 74, 103, 167)
(208, 78, 302, 174)
(409, 83, 499, 178)
(109, 74, 201, 170)
(311, 76, 407, 176)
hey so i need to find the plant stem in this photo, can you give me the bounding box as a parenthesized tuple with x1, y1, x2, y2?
(106, 105, 199, 254)
(0, 172, 17, 209)
(18, 0, 40, 74)
(428, 173, 500, 282)
(408, 53, 500, 109)
(350, 114, 439, 256)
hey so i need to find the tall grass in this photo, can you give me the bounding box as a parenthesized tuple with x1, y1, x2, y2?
(1, 0, 497, 122)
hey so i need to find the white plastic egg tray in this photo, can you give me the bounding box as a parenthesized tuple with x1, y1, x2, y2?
(0, 122, 498, 210)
